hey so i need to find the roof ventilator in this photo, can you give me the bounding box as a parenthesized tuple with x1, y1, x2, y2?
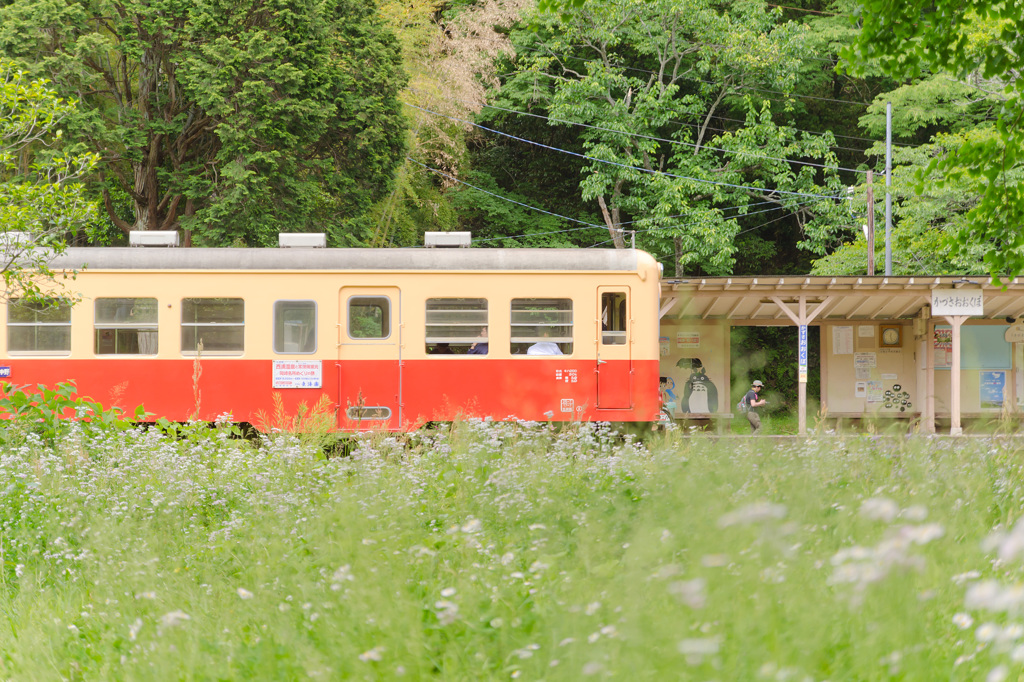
(129, 230, 179, 247)
(279, 233, 326, 248)
(424, 231, 471, 248)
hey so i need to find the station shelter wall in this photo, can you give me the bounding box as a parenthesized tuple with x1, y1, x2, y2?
(657, 320, 730, 414)
(821, 320, 1021, 417)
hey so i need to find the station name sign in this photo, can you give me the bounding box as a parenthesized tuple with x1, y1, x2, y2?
(931, 289, 983, 317)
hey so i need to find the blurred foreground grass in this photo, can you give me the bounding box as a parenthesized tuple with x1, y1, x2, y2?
(2, 420, 1024, 680)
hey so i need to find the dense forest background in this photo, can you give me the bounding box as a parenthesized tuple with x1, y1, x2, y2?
(2, 0, 1021, 278)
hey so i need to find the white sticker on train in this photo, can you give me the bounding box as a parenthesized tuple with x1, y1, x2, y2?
(272, 360, 323, 389)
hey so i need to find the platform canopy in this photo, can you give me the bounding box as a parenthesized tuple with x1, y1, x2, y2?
(660, 276, 1024, 323)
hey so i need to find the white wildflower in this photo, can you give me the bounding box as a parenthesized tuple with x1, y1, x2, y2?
(440, 587, 456, 598)
(359, 646, 384, 662)
(678, 636, 721, 665)
(237, 588, 254, 600)
(952, 613, 974, 630)
(434, 600, 460, 625)
(717, 501, 787, 528)
(859, 497, 900, 523)
(158, 610, 191, 628)
(977, 622, 1000, 643)
(668, 578, 707, 609)
(987, 664, 1009, 682)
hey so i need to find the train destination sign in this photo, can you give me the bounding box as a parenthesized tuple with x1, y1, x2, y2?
(931, 289, 983, 317)
(272, 360, 323, 389)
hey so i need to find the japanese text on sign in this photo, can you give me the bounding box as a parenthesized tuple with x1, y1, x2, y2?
(798, 325, 808, 383)
(272, 360, 323, 389)
(931, 290, 983, 316)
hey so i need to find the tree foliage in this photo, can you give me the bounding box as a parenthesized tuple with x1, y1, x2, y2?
(0, 59, 98, 299)
(0, 0, 407, 246)
(845, 0, 1024, 279)
(487, 0, 847, 275)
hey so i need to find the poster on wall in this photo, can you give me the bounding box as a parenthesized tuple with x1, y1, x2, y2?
(854, 352, 877, 369)
(934, 328, 952, 368)
(676, 331, 700, 349)
(659, 336, 670, 356)
(980, 371, 1006, 408)
(866, 380, 884, 403)
(833, 326, 853, 355)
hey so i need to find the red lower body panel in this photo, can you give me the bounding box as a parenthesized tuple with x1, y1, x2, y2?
(1, 358, 660, 431)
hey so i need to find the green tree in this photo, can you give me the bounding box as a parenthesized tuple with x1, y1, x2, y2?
(845, 0, 1024, 278)
(0, 0, 407, 247)
(0, 59, 98, 299)
(493, 0, 846, 275)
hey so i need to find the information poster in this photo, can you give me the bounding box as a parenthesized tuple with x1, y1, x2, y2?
(866, 380, 884, 403)
(676, 332, 700, 349)
(833, 326, 853, 355)
(980, 371, 1006, 408)
(854, 352, 877, 369)
(934, 328, 952, 369)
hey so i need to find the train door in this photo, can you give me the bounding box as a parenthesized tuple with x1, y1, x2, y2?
(596, 287, 632, 409)
(338, 287, 402, 429)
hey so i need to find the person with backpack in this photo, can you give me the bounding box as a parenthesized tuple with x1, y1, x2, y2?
(740, 380, 768, 434)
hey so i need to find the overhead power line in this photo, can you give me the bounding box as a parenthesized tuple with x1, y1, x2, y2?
(410, 88, 866, 175)
(410, 157, 816, 247)
(408, 103, 843, 201)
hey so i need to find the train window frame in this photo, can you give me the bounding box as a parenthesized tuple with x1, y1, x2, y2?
(7, 298, 72, 355)
(425, 298, 488, 355)
(94, 297, 159, 355)
(274, 300, 317, 354)
(348, 296, 391, 340)
(181, 297, 245, 355)
(600, 291, 628, 345)
(510, 298, 573, 355)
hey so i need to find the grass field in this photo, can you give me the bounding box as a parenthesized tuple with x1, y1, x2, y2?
(2, 419, 1024, 680)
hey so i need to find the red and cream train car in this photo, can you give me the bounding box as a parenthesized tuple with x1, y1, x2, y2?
(0, 247, 662, 430)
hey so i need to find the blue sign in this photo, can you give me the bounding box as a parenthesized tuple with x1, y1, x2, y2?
(798, 325, 808, 382)
(980, 371, 1006, 408)
(0, 366, 10, 378)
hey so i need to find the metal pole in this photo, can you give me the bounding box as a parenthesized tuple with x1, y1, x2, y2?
(885, 101, 893, 276)
(866, 170, 874, 276)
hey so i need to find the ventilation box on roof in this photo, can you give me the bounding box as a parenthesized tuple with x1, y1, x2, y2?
(129, 231, 179, 247)
(424, 231, 471, 248)
(279, 233, 326, 248)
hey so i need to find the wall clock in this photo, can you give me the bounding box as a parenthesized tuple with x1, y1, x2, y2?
(880, 325, 902, 348)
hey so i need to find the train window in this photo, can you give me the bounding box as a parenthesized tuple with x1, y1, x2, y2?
(7, 298, 72, 354)
(510, 298, 573, 355)
(601, 292, 627, 345)
(425, 298, 487, 355)
(348, 296, 390, 339)
(274, 301, 316, 353)
(181, 298, 244, 354)
(95, 298, 158, 355)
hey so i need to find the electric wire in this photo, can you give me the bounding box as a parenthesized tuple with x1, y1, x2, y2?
(408, 103, 844, 200)
(410, 88, 867, 175)
(412, 156, 819, 248)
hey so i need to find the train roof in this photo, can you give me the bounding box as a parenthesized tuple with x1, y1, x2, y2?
(49, 247, 657, 273)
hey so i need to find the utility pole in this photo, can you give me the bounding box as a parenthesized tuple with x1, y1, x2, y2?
(884, 101, 893, 276)
(866, 170, 875, 276)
